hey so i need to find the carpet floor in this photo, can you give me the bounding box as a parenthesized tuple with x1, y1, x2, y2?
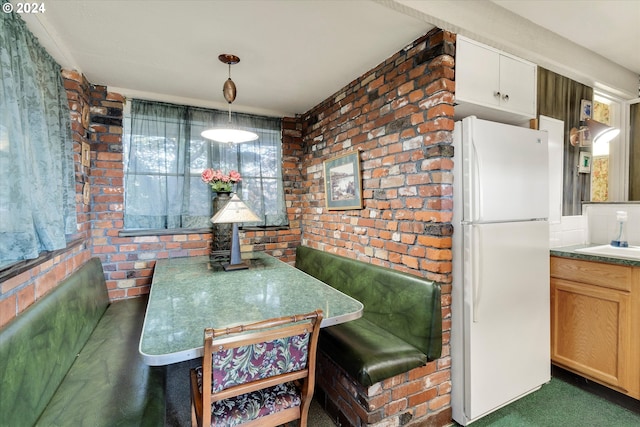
(456, 368, 640, 427)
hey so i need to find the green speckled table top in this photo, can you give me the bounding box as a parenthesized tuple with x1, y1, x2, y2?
(139, 252, 363, 366)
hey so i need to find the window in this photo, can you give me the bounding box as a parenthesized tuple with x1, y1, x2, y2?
(591, 92, 623, 202)
(123, 100, 287, 230)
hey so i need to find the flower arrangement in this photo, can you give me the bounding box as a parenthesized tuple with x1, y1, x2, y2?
(201, 168, 242, 192)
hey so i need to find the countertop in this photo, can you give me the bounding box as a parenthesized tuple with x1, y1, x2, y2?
(550, 244, 640, 267)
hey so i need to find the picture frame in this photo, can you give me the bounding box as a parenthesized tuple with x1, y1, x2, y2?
(579, 128, 592, 147)
(83, 182, 91, 205)
(323, 152, 363, 210)
(578, 151, 591, 173)
(580, 99, 592, 121)
(81, 141, 91, 168)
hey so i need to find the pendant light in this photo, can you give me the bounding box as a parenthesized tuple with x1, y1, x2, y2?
(569, 118, 620, 146)
(201, 54, 259, 144)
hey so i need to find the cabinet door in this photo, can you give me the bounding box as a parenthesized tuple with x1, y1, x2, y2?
(551, 278, 631, 393)
(499, 54, 536, 117)
(455, 38, 500, 108)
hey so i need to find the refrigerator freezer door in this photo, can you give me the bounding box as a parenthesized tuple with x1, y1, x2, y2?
(462, 220, 550, 423)
(461, 117, 548, 223)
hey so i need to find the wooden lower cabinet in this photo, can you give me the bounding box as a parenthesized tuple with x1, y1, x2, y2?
(550, 256, 640, 399)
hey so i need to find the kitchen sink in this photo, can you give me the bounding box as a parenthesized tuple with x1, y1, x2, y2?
(574, 244, 640, 260)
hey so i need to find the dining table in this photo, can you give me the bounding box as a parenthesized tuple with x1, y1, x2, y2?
(138, 251, 363, 366)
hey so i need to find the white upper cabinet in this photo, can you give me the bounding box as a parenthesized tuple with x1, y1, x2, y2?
(455, 36, 537, 125)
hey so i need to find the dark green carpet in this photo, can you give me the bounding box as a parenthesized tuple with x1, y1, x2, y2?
(463, 374, 640, 427)
(166, 360, 640, 427)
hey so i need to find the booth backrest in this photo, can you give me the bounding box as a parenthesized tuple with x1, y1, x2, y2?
(295, 246, 442, 360)
(0, 258, 109, 427)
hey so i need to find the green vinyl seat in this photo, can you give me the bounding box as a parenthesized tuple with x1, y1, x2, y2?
(295, 246, 442, 386)
(0, 257, 165, 427)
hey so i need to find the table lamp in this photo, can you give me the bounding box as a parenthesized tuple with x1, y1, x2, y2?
(210, 194, 260, 271)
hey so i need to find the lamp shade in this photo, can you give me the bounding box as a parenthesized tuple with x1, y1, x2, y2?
(585, 118, 620, 144)
(211, 194, 261, 224)
(569, 118, 620, 146)
(210, 194, 260, 271)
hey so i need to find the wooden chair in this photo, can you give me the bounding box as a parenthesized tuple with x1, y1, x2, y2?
(190, 310, 323, 427)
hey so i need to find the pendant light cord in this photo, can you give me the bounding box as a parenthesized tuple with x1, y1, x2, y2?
(227, 62, 232, 124)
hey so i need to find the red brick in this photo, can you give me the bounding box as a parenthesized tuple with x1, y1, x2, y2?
(427, 394, 451, 411)
(408, 387, 438, 406)
(385, 398, 408, 416)
(15, 284, 34, 314)
(1, 271, 31, 293)
(0, 295, 16, 328)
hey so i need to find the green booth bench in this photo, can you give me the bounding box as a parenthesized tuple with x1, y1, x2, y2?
(295, 246, 444, 426)
(295, 246, 442, 387)
(0, 258, 165, 427)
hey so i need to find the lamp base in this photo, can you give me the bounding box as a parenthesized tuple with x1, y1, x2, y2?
(222, 262, 249, 271)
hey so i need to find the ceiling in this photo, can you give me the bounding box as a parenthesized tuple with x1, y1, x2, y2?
(19, 0, 640, 118)
(493, 0, 640, 79)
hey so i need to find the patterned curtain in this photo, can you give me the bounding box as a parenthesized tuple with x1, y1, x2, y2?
(0, 2, 75, 266)
(537, 67, 593, 216)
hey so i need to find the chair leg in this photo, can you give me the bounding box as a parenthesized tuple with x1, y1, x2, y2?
(298, 396, 311, 427)
(191, 402, 198, 427)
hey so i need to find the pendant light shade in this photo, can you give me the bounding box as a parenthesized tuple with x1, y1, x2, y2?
(201, 54, 259, 144)
(570, 118, 620, 146)
(201, 128, 259, 144)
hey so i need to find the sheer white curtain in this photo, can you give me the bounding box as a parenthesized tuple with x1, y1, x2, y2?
(0, 4, 75, 266)
(124, 99, 286, 230)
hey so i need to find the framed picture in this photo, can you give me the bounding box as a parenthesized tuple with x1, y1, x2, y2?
(81, 142, 91, 167)
(580, 99, 592, 121)
(83, 182, 91, 205)
(579, 128, 592, 147)
(323, 152, 362, 210)
(578, 151, 591, 173)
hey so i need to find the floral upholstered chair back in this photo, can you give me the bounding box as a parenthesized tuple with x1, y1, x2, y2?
(190, 310, 323, 427)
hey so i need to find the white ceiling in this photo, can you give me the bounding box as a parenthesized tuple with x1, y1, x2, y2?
(19, 0, 640, 118)
(493, 0, 640, 79)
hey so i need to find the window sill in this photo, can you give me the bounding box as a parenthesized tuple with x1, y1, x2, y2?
(119, 228, 213, 238)
(0, 238, 85, 283)
(118, 225, 289, 238)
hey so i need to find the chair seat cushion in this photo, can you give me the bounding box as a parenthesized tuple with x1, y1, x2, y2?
(195, 367, 301, 427)
(320, 318, 428, 387)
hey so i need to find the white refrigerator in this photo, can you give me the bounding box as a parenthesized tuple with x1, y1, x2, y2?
(451, 116, 551, 425)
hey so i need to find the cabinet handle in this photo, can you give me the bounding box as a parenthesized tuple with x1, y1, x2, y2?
(493, 91, 501, 98)
(502, 94, 509, 102)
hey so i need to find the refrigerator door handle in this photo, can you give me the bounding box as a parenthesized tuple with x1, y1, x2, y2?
(471, 138, 482, 222)
(472, 225, 481, 323)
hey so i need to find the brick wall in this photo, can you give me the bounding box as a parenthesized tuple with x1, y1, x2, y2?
(299, 28, 455, 426)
